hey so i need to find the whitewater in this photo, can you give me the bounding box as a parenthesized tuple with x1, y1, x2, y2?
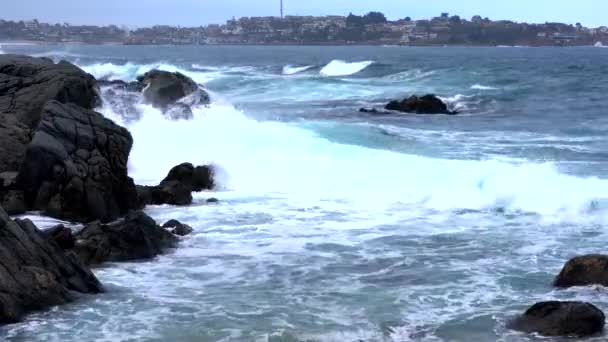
(2, 44, 608, 342)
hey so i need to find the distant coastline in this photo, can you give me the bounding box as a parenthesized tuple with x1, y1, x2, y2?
(1, 12, 607, 47)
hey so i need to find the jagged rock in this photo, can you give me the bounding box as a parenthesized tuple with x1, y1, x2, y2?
(385, 94, 456, 114)
(508, 301, 605, 337)
(42, 224, 76, 250)
(138, 69, 210, 113)
(554, 255, 608, 288)
(18, 101, 140, 222)
(0, 54, 100, 129)
(137, 163, 215, 206)
(73, 211, 178, 265)
(162, 219, 194, 236)
(0, 205, 102, 324)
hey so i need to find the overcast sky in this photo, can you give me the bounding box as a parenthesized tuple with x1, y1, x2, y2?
(3, 0, 607, 27)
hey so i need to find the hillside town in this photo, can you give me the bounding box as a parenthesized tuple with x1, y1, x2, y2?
(1, 12, 607, 46)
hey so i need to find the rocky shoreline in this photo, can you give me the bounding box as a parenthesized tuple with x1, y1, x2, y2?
(0, 53, 606, 338)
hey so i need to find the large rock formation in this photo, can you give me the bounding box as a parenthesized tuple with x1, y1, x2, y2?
(0, 54, 100, 127)
(508, 301, 605, 337)
(18, 101, 139, 222)
(554, 254, 608, 288)
(385, 94, 456, 114)
(137, 163, 215, 206)
(0, 55, 100, 174)
(0, 205, 102, 324)
(73, 211, 178, 266)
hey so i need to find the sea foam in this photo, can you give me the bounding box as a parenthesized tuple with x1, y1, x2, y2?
(100, 96, 608, 219)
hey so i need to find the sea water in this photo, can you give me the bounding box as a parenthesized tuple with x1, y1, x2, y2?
(1, 44, 608, 341)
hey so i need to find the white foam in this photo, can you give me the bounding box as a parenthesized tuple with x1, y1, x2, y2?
(471, 84, 498, 90)
(81, 62, 223, 84)
(115, 100, 608, 219)
(320, 60, 374, 76)
(282, 64, 314, 75)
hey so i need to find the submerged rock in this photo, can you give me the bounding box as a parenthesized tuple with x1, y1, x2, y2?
(74, 211, 178, 265)
(18, 101, 140, 222)
(137, 163, 215, 206)
(554, 254, 608, 288)
(508, 301, 605, 337)
(162, 219, 194, 236)
(385, 94, 456, 114)
(0, 205, 102, 324)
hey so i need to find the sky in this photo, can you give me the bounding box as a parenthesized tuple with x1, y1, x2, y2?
(3, 0, 607, 28)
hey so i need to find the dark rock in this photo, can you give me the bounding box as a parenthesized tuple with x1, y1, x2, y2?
(359, 107, 379, 113)
(73, 211, 178, 265)
(385, 95, 456, 114)
(0, 205, 102, 324)
(162, 163, 215, 192)
(0, 54, 100, 128)
(508, 301, 605, 337)
(42, 224, 76, 250)
(137, 163, 215, 206)
(162, 219, 194, 236)
(18, 101, 140, 223)
(138, 70, 210, 112)
(554, 255, 608, 288)
(137, 183, 193, 207)
(206, 198, 219, 204)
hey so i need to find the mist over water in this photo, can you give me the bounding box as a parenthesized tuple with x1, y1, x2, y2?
(2, 44, 608, 341)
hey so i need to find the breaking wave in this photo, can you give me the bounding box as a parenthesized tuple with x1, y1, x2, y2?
(320, 60, 374, 76)
(282, 64, 315, 75)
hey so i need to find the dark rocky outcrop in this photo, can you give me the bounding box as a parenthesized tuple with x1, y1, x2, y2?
(0, 55, 100, 175)
(554, 254, 608, 288)
(0, 54, 100, 128)
(385, 95, 456, 114)
(508, 301, 605, 337)
(18, 101, 139, 223)
(0, 205, 102, 324)
(137, 70, 209, 110)
(138, 70, 210, 117)
(73, 211, 178, 266)
(162, 219, 194, 236)
(137, 163, 215, 206)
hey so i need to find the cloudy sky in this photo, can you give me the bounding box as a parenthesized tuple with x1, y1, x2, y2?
(3, 0, 607, 27)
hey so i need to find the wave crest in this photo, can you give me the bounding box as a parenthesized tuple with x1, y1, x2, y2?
(320, 60, 374, 76)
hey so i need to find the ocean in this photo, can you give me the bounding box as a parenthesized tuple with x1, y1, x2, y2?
(1, 44, 608, 341)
